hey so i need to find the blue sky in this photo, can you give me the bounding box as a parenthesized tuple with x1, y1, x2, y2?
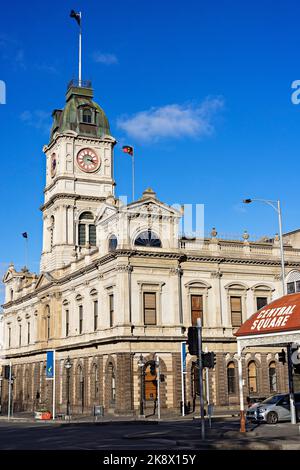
(1, 0, 300, 295)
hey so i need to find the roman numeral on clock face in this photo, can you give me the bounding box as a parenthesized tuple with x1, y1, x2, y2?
(76, 148, 100, 173)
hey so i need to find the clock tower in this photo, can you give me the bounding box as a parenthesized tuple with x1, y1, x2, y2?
(40, 80, 116, 272)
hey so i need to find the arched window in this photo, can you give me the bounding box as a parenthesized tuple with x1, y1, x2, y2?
(78, 211, 96, 246)
(108, 363, 116, 405)
(92, 364, 99, 399)
(247, 361, 258, 394)
(269, 362, 277, 393)
(287, 271, 300, 294)
(191, 362, 199, 398)
(24, 369, 30, 402)
(77, 365, 84, 412)
(134, 230, 161, 248)
(108, 235, 118, 251)
(45, 305, 51, 339)
(82, 108, 92, 124)
(227, 362, 236, 395)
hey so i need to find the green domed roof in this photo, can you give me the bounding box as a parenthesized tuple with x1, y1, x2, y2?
(50, 80, 110, 141)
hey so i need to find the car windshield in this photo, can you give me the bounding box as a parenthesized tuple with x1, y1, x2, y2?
(261, 395, 285, 405)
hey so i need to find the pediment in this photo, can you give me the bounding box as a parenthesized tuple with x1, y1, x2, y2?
(126, 199, 181, 219)
(35, 272, 55, 290)
(96, 204, 118, 223)
(2, 265, 18, 283)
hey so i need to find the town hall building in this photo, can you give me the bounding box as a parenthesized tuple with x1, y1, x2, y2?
(1, 79, 300, 417)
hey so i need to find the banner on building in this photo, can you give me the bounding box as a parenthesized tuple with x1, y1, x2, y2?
(46, 351, 54, 379)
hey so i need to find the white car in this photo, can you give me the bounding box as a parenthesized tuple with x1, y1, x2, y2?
(246, 393, 300, 424)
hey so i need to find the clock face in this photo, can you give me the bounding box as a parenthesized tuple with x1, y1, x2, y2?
(76, 148, 100, 173)
(51, 153, 57, 177)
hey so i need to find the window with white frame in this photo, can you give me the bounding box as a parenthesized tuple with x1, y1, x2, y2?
(78, 211, 96, 246)
(225, 284, 248, 328)
(286, 271, 300, 294)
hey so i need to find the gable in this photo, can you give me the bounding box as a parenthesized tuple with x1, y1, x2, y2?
(35, 273, 55, 290)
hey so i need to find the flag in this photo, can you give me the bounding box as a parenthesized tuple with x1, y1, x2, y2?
(70, 9, 81, 26)
(22, 232, 28, 239)
(122, 145, 134, 156)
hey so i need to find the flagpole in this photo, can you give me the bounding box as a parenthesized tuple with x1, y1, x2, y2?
(79, 12, 82, 86)
(25, 237, 28, 268)
(132, 148, 135, 201)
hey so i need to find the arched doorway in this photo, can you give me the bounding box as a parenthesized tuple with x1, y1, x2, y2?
(144, 362, 157, 401)
(143, 361, 157, 416)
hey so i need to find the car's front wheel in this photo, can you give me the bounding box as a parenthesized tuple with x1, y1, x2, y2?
(266, 411, 278, 424)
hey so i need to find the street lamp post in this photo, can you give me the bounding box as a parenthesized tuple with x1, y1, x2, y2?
(243, 198, 286, 295)
(137, 354, 145, 417)
(64, 356, 72, 417)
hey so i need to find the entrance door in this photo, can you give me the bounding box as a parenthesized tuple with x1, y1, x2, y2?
(144, 364, 157, 401)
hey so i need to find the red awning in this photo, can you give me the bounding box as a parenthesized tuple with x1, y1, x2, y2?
(235, 293, 300, 337)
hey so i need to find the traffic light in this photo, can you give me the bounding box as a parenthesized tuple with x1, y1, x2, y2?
(4, 365, 10, 379)
(278, 349, 286, 364)
(202, 352, 216, 369)
(149, 362, 156, 376)
(187, 327, 198, 356)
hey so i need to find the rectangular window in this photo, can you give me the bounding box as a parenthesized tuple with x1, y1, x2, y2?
(256, 297, 268, 311)
(27, 322, 30, 344)
(8, 327, 11, 348)
(296, 281, 300, 293)
(230, 296, 242, 327)
(66, 310, 69, 337)
(79, 305, 83, 334)
(191, 295, 203, 326)
(19, 324, 22, 347)
(89, 225, 96, 246)
(94, 300, 98, 331)
(78, 224, 86, 245)
(109, 295, 114, 327)
(287, 282, 295, 294)
(143, 292, 157, 325)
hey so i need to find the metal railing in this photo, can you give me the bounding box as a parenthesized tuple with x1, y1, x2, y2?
(67, 79, 92, 90)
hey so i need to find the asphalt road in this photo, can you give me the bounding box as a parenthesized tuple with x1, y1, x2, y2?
(0, 418, 299, 450)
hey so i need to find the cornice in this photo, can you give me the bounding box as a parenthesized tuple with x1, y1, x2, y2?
(44, 176, 115, 194)
(43, 133, 115, 153)
(1, 334, 237, 359)
(40, 193, 106, 211)
(3, 248, 299, 310)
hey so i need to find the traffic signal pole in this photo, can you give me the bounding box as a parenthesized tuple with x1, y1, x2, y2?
(7, 362, 12, 421)
(197, 318, 205, 440)
(287, 344, 297, 424)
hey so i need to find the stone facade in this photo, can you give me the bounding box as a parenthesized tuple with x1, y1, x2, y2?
(1, 81, 299, 417)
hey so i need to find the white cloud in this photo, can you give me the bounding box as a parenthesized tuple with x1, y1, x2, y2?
(117, 98, 224, 142)
(92, 51, 118, 65)
(20, 110, 51, 134)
